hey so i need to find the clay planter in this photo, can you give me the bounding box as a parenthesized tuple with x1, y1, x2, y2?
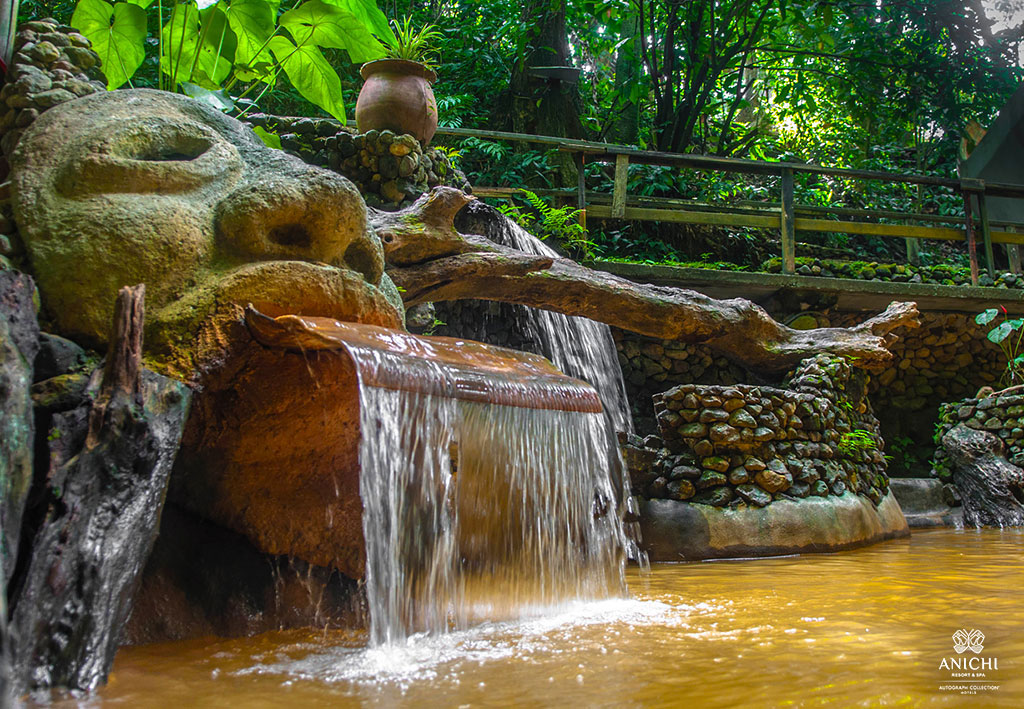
(355, 58, 438, 146)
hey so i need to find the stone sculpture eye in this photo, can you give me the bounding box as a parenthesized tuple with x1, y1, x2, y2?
(54, 120, 239, 197)
(128, 134, 213, 163)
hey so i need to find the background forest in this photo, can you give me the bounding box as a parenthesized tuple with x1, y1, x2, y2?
(17, 0, 1024, 267)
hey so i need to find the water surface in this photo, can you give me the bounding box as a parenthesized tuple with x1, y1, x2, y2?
(58, 529, 1024, 707)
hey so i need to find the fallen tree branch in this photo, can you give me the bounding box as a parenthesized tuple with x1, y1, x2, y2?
(373, 189, 919, 373)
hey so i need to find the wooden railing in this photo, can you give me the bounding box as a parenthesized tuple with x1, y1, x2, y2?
(431, 126, 1024, 286)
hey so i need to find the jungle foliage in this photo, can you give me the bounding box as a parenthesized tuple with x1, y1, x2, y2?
(19, 0, 1024, 264)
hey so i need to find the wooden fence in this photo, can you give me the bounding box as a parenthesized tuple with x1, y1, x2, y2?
(432, 125, 1024, 286)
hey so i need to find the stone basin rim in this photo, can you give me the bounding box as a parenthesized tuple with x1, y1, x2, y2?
(243, 305, 606, 414)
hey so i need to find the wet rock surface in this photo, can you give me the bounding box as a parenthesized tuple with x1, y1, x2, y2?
(171, 320, 367, 579)
(939, 423, 1024, 527)
(124, 505, 365, 645)
(622, 355, 891, 511)
(0, 272, 39, 584)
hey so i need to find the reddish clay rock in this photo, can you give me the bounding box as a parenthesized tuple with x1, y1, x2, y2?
(172, 326, 366, 579)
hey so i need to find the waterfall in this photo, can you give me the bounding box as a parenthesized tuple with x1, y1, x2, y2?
(348, 344, 629, 647)
(443, 218, 634, 435)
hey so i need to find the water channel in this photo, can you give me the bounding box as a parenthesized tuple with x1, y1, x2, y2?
(46, 528, 1023, 707)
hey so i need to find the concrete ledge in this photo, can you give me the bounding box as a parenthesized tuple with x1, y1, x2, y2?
(595, 261, 1024, 314)
(888, 477, 963, 528)
(640, 491, 910, 561)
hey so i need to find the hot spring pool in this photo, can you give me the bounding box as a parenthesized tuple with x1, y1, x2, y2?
(46, 528, 1024, 707)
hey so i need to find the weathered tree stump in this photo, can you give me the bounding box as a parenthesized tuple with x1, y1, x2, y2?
(374, 190, 920, 374)
(8, 285, 191, 693)
(0, 272, 39, 708)
(942, 424, 1024, 527)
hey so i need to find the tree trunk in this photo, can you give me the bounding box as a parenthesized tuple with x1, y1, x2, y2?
(8, 286, 191, 693)
(504, 0, 580, 186)
(942, 424, 1024, 527)
(609, 6, 641, 145)
(370, 190, 920, 375)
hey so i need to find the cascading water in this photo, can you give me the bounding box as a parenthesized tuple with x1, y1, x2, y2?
(442, 218, 634, 435)
(346, 337, 629, 647)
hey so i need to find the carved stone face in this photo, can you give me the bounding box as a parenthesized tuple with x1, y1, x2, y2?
(10, 89, 403, 371)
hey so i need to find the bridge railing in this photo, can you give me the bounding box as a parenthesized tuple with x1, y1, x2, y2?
(432, 126, 1024, 286)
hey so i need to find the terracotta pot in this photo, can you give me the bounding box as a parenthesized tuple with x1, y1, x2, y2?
(355, 59, 438, 146)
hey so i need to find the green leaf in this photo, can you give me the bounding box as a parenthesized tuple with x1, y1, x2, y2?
(253, 125, 282, 149)
(1009, 318, 1024, 330)
(181, 81, 235, 111)
(268, 35, 347, 121)
(976, 308, 999, 325)
(71, 0, 147, 89)
(161, 1, 236, 90)
(326, 0, 393, 43)
(279, 0, 385, 63)
(225, 0, 276, 79)
(161, 1, 201, 87)
(988, 321, 1015, 344)
(125, 0, 156, 7)
(196, 5, 237, 86)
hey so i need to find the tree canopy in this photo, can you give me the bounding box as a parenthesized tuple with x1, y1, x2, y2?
(18, 0, 1024, 265)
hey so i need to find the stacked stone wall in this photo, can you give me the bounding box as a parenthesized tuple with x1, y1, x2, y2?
(933, 390, 1024, 485)
(763, 256, 1024, 290)
(0, 19, 105, 273)
(610, 329, 750, 433)
(0, 18, 104, 158)
(613, 312, 1004, 475)
(244, 115, 470, 208)
(624, 355, 889, 510)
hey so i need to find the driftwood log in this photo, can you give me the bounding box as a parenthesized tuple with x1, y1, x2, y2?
(8, 285, 191, 693)
(942, 424, 1024, 527)
(371, 189, 920, 374)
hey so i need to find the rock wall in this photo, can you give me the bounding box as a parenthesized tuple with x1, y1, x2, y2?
(0, 19, 105, 275)
(0, 18, 104, 158)
(613, 312, 1003, 475)
(610, 330, 751, 433)
(933, 389, 1024, 483)
(244, 114, 470, 209)
(624, 354, 890, 510)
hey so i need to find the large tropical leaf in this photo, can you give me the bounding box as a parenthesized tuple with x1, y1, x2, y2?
(268, 35, 346, 121)
(196, 4, 237, 86)
(225, 0, 276, 82)
(71, 0, 147, 89)
(988, 321, 1017, 344)
(279, 0, 385, 63)
(161, 1, 236, 90)
(326, 0, 393, 43)
(161, 1, 201, 87)
(181, 81, 235, 111)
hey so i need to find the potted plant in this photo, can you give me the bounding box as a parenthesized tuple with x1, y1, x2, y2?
(355, 18, 442, 145)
